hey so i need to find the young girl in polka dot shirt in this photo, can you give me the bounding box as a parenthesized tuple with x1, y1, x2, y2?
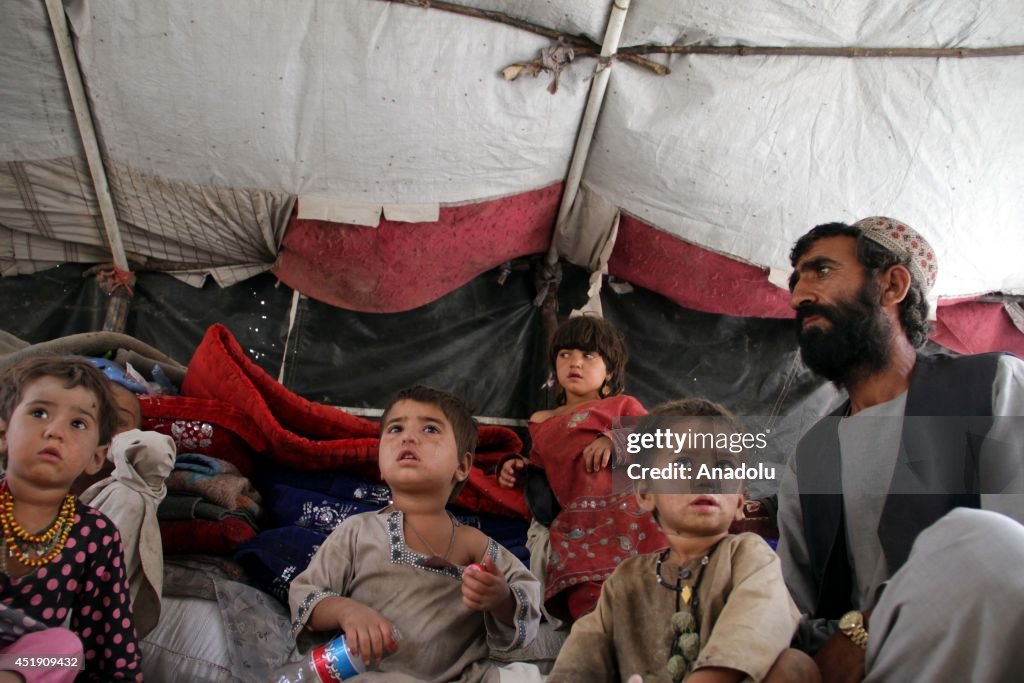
(0, 356, 142, 682)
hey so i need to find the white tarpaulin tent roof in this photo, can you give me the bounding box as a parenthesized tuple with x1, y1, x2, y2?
(2, 0, 1022, 298)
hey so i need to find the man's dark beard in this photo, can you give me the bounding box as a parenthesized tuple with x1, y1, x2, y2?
(796, 282, 892, 386)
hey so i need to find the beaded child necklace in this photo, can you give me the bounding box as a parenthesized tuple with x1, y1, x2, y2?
(0, 480, 75, 572)
(655, 540, 723, 682)
(404, 511, 459, 569)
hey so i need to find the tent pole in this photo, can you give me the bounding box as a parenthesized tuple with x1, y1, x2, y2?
(44, 0, 132, 331)
(545, 0, 631, 267)
(277, 288, 303, 385)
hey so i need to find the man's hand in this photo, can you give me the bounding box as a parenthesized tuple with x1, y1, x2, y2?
(335, 601, 398, 667)
(498, 458, 525, 488)
(814, 631, 865, 683)
(581, 435, 613, 473)
(462, 556, 515, 623)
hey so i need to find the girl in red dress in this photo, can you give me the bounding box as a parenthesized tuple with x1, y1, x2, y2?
(499, 316, 665, 620)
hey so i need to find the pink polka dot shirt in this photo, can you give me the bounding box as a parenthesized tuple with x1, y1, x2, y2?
(1, 501, 143, 681)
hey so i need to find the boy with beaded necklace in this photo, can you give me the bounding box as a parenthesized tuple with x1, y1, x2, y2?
(548, 399, 817, 683)
(0, 356, 142, 682)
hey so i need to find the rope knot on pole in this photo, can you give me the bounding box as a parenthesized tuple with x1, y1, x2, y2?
(87, 264, 136, 297)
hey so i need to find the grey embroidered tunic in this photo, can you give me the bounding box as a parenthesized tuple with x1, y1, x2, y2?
(288, 508, 541, 682)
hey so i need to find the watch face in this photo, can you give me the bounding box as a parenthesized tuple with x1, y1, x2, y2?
(839, 611, 862, 631)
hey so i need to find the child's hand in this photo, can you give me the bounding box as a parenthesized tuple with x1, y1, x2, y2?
(462, 556, 513, 617)
(627, 676, 644, 683)
(582, 435, 613, 473)
(336, 602, 399, 667)
(498, 458, 526, 489)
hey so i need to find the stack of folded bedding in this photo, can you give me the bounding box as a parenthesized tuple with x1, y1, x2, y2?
(128, 324, 533, 600)
(158, 454, 264, 555)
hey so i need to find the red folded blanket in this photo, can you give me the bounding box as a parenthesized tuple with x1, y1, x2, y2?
(160, 517, 258, 555)
(140, 394, 267, 477)
(182, 324, 527, 518)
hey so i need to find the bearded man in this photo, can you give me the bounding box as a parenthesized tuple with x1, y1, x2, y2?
(776, 217, 1024, 683)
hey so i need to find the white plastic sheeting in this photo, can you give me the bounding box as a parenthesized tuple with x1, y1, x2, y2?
(580, 54, 1024, 296)
(63, 0, 588, 201)
(620, 0, 1024, 49)
(1, 0, 1022, 296)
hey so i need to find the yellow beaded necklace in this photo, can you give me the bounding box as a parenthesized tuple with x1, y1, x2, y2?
(0, 481, 76, 568)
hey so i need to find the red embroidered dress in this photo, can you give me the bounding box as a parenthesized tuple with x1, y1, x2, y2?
(528, 394, 665, 615)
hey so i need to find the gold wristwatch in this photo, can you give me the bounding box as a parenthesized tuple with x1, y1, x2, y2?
(838, 610, 869, 649)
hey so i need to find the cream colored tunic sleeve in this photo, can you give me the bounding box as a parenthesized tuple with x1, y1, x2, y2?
(287, 512, 358, 636)
(549, 534, 799, 683)
(693, 534, 801, 682)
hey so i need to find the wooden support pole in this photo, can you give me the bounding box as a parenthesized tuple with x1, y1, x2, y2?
(545, 0, 631, 267)
(44, 0, 131, 274)
(45, 0, 135, 333)
(618, 44, 1024, 59)
(102, 289, 132, 334)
